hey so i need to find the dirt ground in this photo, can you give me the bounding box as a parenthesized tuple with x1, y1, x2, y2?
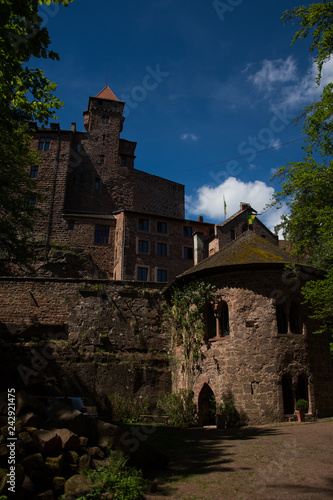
(144, 418, 333, 500)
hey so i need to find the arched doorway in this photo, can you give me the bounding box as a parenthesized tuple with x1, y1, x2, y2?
(296, 373, 308, 402)
(282, 374, 294, 414)
(198, 383, 215, 426)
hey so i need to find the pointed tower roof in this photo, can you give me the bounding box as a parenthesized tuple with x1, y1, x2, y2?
(95, 85, 119, 101)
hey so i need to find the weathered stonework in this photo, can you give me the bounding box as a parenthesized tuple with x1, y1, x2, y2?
(0, 278, 171, 410)
(170, 231, 333, 425)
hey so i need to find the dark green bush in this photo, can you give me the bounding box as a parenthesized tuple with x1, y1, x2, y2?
(157, 389, 196, 427)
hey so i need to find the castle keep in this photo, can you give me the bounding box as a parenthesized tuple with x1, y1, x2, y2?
(27, 86, 280, 283)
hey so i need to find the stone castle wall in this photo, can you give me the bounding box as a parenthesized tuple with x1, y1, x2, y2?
(0, 278, 171, 410)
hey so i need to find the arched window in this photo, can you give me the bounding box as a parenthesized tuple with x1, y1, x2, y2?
(219, 301, 230, 337)
(289, 300, 302, 334)
(206, 304, 216, 339)
(276, 303, 288, 334)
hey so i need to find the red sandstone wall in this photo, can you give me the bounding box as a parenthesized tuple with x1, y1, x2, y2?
(172, 269, 333, 423)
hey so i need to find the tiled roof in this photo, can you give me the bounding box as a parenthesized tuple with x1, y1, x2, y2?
(178, 231, 309, 279)
(95, 86, 119, 101)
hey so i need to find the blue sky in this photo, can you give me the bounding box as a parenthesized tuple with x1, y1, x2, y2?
(33, 0, 333, 234)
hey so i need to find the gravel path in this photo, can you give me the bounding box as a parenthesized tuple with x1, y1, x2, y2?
(145, 419, 333, 500)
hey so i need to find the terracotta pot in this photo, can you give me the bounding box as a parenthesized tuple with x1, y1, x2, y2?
(295, 409, 306, 422)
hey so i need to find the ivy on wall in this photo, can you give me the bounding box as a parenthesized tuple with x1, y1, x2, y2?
(169, 281, 216, 387)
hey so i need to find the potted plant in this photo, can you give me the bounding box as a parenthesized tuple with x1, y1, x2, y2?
(213, 395, 236, 429)
(295, 399, 309, 422)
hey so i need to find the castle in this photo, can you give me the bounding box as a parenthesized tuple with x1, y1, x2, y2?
(28, 86, 278, 282)
(0, 86, 332, 425)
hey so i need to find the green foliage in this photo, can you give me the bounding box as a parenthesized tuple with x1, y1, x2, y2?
(282, 1, 333, 83)
(109, 393, 149, 424)
(210, 393, 239, 427)
(0, 0, 73, 272)
(271, 2, 333, 333)
(296, 398, 309, 411)
(73, 451, 145, 500)
(157, 389, 196, 427)
(169, 281, 216, 385)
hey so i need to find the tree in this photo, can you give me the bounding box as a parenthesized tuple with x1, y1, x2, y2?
(0, 0, 73, 274)
(272, 1, 333, 335)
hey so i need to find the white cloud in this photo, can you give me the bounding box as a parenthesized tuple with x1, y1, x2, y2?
(249, 55, 333, 110)
(263, 204, 289, 238)
(181, 133, 199, 141)
(186, 177, 288, 234)
(249, 56, 298, 91)
(268, 138, 282, 149)
(281, 56, 333, 108)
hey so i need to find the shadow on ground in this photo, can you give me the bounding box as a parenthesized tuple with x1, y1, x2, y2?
(136, 424, 287, 496)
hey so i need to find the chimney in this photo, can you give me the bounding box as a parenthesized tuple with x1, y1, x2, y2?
(198, 215, 204, 222)
(193, 231, 205, 265)
(71, 122, 77, 132)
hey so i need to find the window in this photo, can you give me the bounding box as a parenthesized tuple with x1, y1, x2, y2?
(102, 134, 106, 141)
(76, 144, 81, 152)
(183, 226, 192, 238)
(206, 300, 230, 339)
(138, 218, 149, 231)
(157, 221, 167, 234)
(184, 247, 193, 259)
(94, 225, 109, 244)
(38, 137, 51, 151)
(137, 267, 148, 281)
(289, 300, 302, 334)
(230, 229, 235, 240)
(121, 158, 127, 167)
(219, 301, 230, 337)
(68, 222, 74, 231)
(157, 243, 167, 256)
(94, 178, 101, 191)
(206, 304, 216, 339)
(25, 194, 36, 207)
(276, 304, 288, 334)
(99, 155, 105, 165)
(30, 166, 38, 178)
(138, 240, 149, 253)
(157, 269, 167, 282)
(102, 117, 109, 124)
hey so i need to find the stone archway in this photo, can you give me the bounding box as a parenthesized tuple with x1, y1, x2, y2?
(198, 383, 215, 426)
(282, 374, 294, 414)
(296, 373, 309, 402)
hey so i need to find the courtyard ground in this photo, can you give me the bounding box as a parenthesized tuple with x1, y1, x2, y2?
(144, 418, 333, 500)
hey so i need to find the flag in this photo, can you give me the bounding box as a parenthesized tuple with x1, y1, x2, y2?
(248, 214, 256, 225)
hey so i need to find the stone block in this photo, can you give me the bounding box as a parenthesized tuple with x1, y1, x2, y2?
(56, 428, 80, 450)
(20, 453, 44, 472)
(32, 429, 62, 455)
(64, 474, 92, 498)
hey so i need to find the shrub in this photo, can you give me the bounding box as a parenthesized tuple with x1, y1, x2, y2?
(157, 389, 196, 427)
(73, 450, 145, 500)
(296, 398, 309, 411)
(109, 393, 149, 423)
